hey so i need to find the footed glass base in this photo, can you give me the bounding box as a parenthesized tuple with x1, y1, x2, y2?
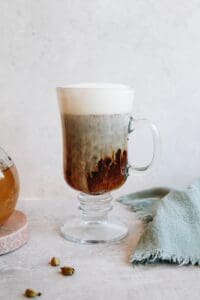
(61, 216, 128, 244)
(60, 192, 128, 244)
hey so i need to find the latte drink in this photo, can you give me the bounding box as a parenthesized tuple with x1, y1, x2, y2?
(57, 84, 159, 244)
(58, 84, 133, 195)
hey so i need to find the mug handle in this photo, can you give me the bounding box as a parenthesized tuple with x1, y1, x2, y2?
(128, 116, 160, 175)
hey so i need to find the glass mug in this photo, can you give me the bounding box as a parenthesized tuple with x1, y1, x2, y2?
(57, 84, 159, 243)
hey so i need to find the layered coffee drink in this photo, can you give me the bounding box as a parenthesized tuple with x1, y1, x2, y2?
(61, 113, 130, 194)
(57, 84, 159, 244)
(58, 84, 133, 195)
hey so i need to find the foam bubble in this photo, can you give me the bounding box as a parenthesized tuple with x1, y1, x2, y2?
(57, 84, 134, 115)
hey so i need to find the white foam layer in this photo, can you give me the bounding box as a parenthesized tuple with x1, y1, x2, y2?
(57, 84, 134, 115)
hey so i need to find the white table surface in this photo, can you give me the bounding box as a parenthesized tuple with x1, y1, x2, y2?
(1, 199, 200, 300)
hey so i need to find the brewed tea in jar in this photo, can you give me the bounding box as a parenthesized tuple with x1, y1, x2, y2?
(0, 147, 20, 225)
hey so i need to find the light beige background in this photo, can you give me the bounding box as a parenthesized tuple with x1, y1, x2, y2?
(1, 0, 200, 200)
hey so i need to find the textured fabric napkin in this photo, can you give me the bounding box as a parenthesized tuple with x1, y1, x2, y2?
(118, 179, 200, 265)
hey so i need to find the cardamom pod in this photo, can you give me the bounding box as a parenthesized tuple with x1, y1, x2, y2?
(24, 289, 41, 298)
(60, 266, 75, 276)
(50, 257, 60, 266)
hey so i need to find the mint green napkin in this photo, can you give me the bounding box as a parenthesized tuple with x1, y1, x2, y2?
(118, 179, 200, 265)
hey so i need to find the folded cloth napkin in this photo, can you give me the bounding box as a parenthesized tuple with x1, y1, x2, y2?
(117, 179, 200, 265)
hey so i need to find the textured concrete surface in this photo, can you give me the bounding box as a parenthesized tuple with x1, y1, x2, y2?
(1, 199, 200, 300)
(1, 0, 200, 200)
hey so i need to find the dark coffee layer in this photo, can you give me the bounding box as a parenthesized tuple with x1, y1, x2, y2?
(87, 149, 127, 194)
(61, 114, 130, 194)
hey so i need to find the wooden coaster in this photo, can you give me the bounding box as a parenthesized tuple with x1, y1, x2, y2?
(0, 210, 28, 255)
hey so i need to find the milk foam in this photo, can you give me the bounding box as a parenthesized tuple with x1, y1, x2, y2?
(57, 84, 134, 115)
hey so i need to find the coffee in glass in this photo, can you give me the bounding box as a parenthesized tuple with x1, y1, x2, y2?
(57, 84, 159, 243)
(61, 114, 130, 194)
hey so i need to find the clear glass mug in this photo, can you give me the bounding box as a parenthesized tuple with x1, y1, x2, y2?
(57, 84, 159, 244)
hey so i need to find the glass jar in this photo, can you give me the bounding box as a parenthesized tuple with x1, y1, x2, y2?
(0, 147, 20, 225)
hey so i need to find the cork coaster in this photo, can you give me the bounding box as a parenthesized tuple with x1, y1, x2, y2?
(0, 210, 28, 255)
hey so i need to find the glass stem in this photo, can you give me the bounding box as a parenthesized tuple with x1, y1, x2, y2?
(78, 192, 113, 223)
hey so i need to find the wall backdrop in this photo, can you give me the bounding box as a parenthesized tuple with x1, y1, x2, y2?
(1, 0, 200, 200)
